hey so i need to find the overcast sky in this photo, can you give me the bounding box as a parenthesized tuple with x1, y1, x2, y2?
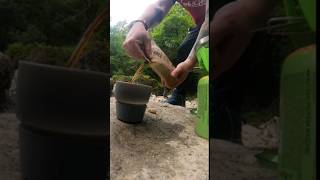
(110, 0, 158, 26)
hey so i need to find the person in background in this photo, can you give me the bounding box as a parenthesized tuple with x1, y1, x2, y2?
(123, 0, 208, 107)
(123, 0, 275, 143)
(207, 0, 275, 143)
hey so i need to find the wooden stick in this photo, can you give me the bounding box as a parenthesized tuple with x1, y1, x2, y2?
(66, 8, 107, 68)
(131, 63, 145, 83)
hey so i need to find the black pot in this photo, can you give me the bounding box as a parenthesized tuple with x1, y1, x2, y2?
(116, 101, 147, 123)
(16, 61, 108, 136)
(114, 81, 152, 105)
(19, 125, 108, 180)
(16, 61, 109, 180)
(113, 81, 151, 124)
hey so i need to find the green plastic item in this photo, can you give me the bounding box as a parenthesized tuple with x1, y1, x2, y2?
(195, 76, 209, 139)
(298, 0, 316, 31)
(196, 37, 209, 73)
(196, 46, 209, 72)
(279, 44, 316, 180)
(284, 0, 315, 31)
(282, 0, 315, 47)
(195, 36, 209, 139)
(255, 150, 279, 170)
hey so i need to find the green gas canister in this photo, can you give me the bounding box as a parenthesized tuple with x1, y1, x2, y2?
(278, 0, 316, 179)
(279, 44, 316, 180)
(195, 36, 209, 139)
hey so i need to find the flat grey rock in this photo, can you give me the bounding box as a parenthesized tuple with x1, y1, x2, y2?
(0, 98, 277, 180)
(110, 97, 209, 180)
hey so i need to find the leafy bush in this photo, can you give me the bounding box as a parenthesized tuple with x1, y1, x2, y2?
(76, 40, 109, 73)
(5, 41, 108, 73)
(150, 3, 194, 63)
(0, 0, 105, 51)
(5, 43, 73, 66)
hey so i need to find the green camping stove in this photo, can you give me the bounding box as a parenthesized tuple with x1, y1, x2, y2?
(195, 36, 209, 139)
(278, 0, 316, 179)
(255, 0, 316, 179)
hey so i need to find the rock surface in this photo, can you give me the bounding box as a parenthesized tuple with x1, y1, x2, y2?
(242, 116, 279, 149)
(110, 97, 209, 180)
(210, 139, 278, 180)
(0, 53, 16, 111)
(0, 97, 278, 180)
(0, 113, 20, 180)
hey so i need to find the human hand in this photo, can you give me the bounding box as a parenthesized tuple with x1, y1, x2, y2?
(171, 58, 197, 87)
(123, 22, 152, 60)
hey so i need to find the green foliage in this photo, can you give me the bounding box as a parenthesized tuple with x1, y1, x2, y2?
(1, 0, 108, 109)
(13, 25, 48, 44)
(150, 3, 194, 63)
(5, 39, 108, 73)
(78, 39, 109, 73)
(110, 21, 136, 75)
(5, 43, 73, 66)
(1, 0, 108, 72)
(77, 25, 109, 73)
(0, 0, 105, 50)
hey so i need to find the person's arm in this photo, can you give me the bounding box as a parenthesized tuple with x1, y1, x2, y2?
(170, 0, 208, 85)
(240, 0, 276, 27)
(212, 0, 276, 79)
(186, 0, 209, 63)
(123, 0, 175, 60)
(139, 0, 176, 29)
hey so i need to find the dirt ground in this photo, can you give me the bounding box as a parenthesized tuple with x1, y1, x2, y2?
(0, 96, 278, 180)
(110, 97, 209, 180)
(210, 139, 278, 180)
(0, 113, 20, 180)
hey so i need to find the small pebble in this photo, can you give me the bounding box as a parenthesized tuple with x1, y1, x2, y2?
(148, 108, 157, 114)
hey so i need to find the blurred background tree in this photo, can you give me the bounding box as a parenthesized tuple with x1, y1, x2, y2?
(0, 0, 107, 71)
(0, 0, 107, 110)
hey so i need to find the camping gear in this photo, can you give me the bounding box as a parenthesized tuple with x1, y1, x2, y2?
(195, 36, 209, 139)
(16, 8, 109, 180)
(284, 0, 315, 31)
(266, 1, 316, 179)
(114, 81, 152, 123)
(251, 1, 316, 178)
(195, 36, 209, 72)
(16, 62, 108, 136)
(116, 102, 147, 124)
(279, 44, 316, 180)
(16, 61, 108, 180)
